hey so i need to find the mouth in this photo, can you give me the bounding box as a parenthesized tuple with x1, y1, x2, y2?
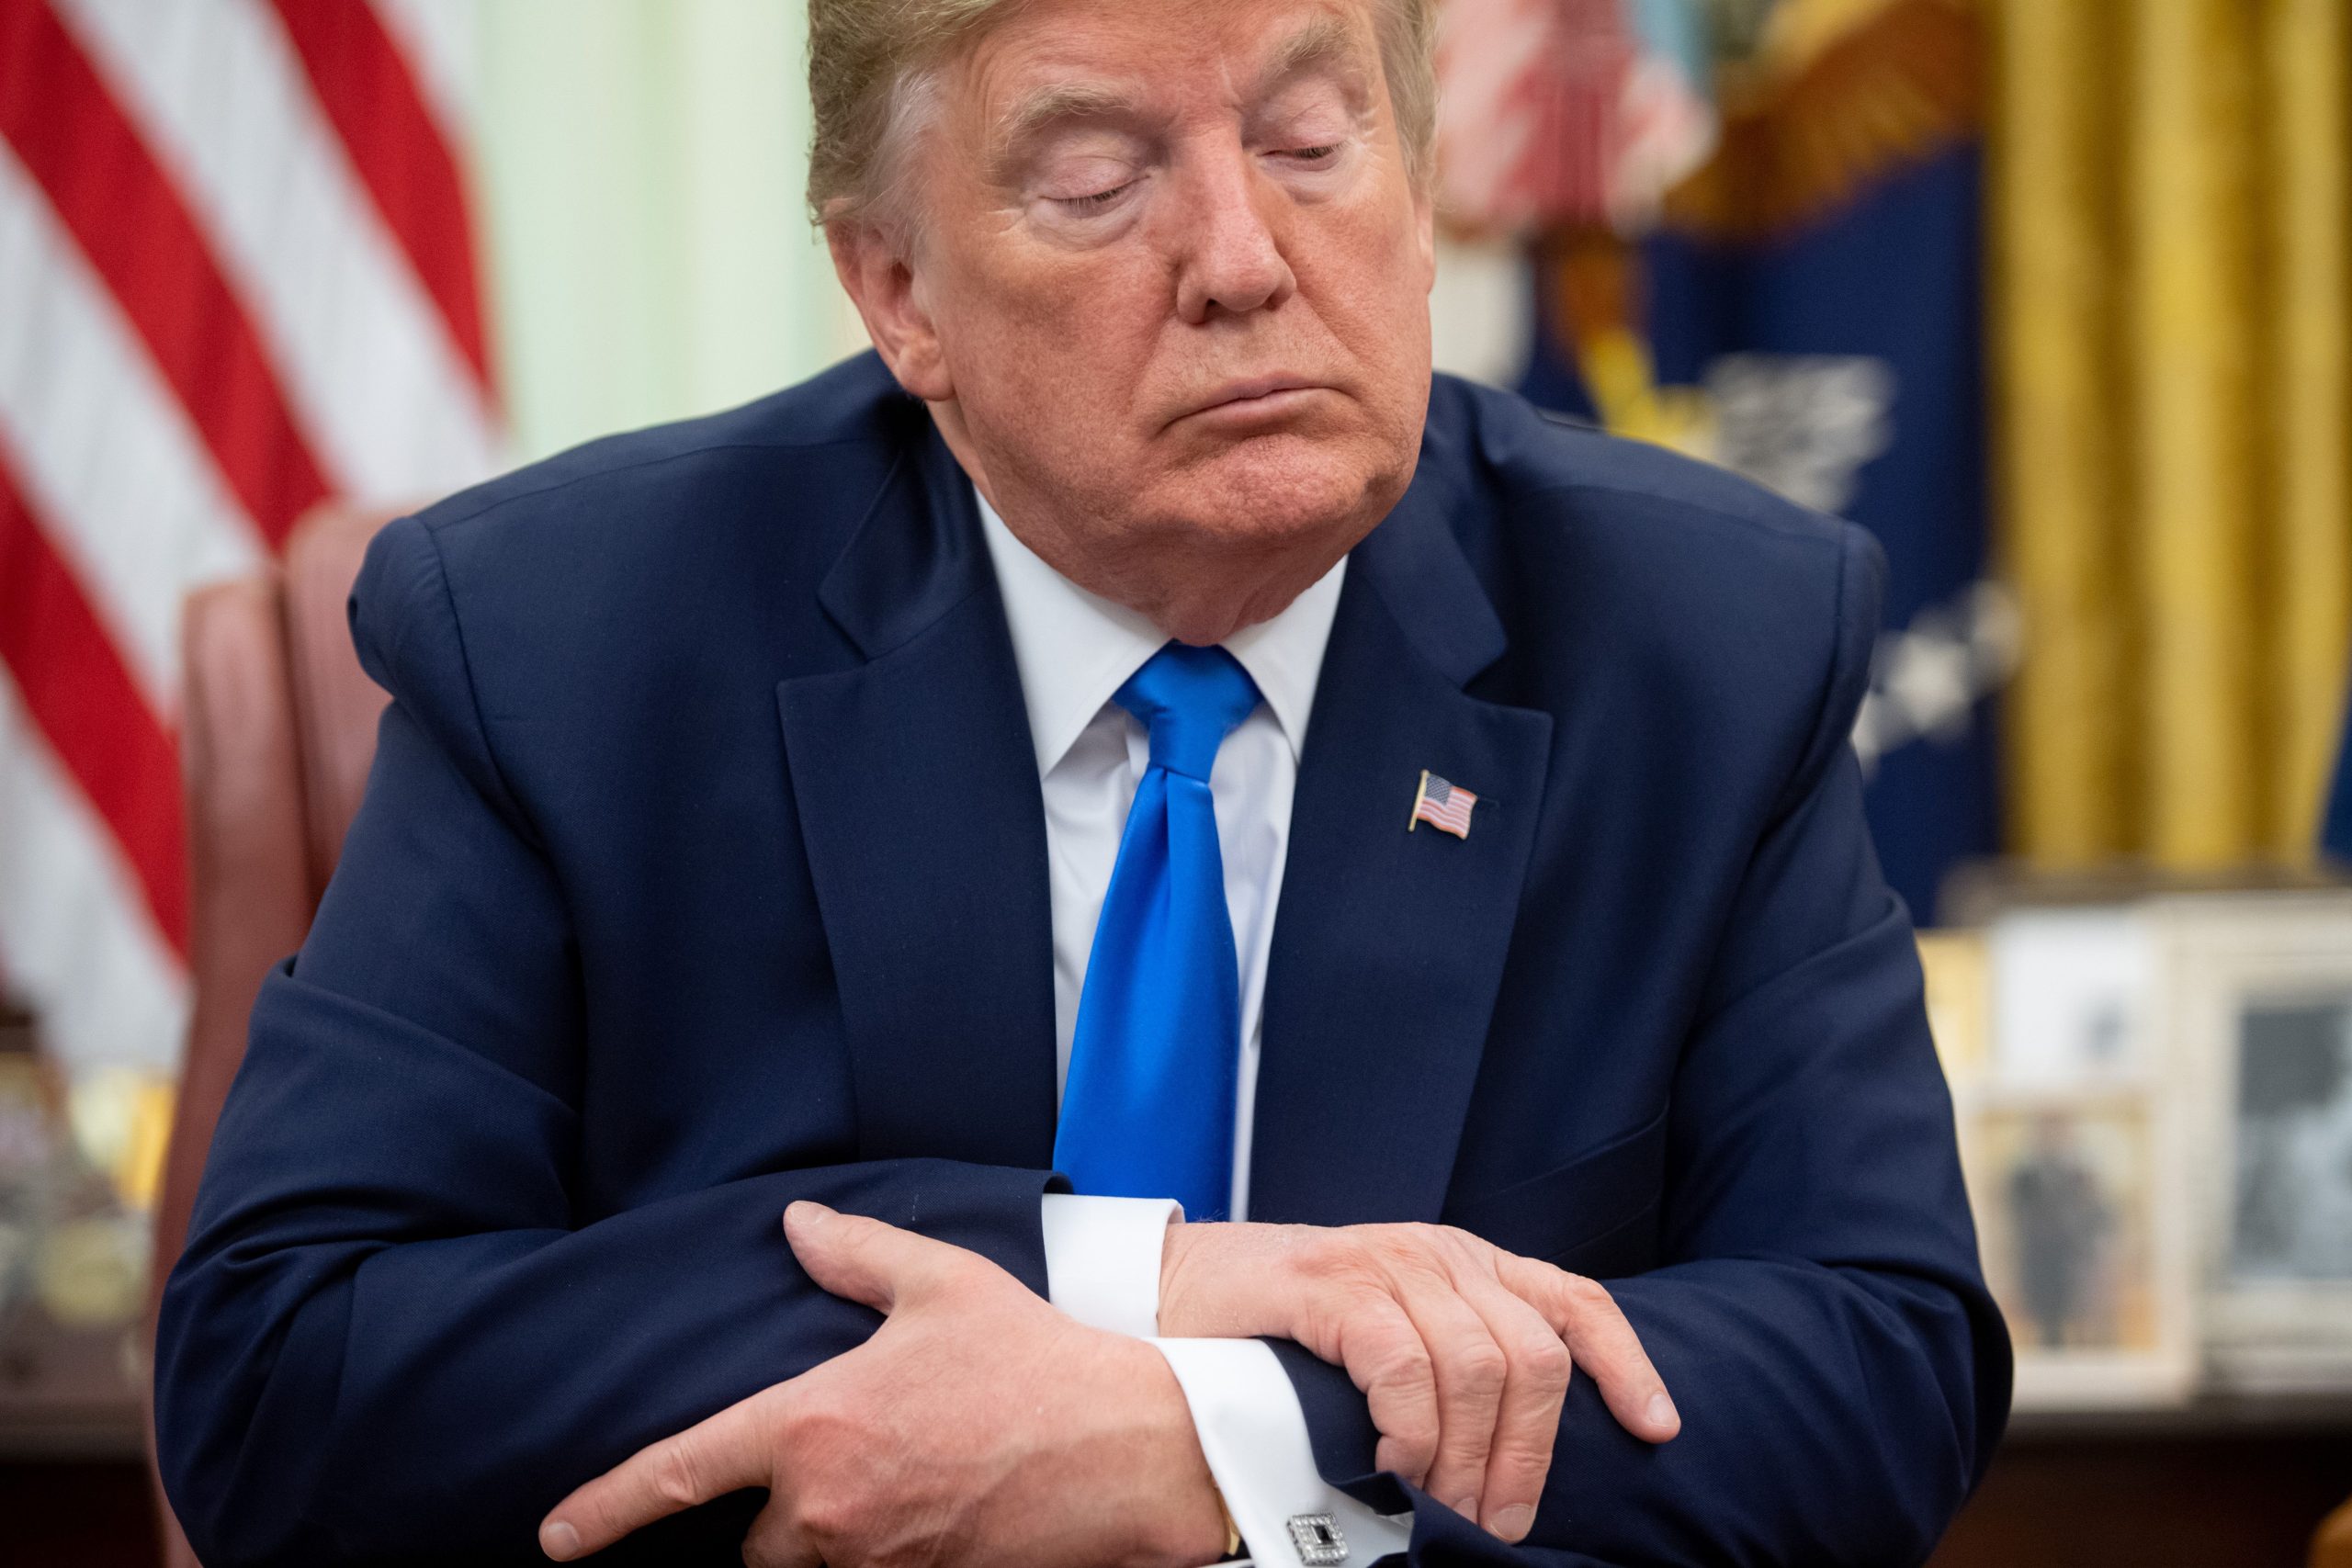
(1177, 376, 1333, 426)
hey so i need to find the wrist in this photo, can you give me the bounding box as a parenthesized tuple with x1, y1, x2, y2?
(1159, 1220, 1302, 1339)
(1113, 1333, 1230, 1567)
(1158, 1216, 1193, 1322)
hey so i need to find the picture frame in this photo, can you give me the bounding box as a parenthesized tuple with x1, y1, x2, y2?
(2161, 893, 2352, 1394)
(1958, 1079, 2199, 1410)
(1963, 902, 2199, 1410)
(1985, 904, 2162, 1090)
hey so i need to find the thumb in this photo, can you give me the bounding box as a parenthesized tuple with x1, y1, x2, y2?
(783, 1201, 959, 1314)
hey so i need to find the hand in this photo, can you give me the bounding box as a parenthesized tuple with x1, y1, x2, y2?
(540, 1202, 1228, 1567)
(1158, 1220, 1679, 1542)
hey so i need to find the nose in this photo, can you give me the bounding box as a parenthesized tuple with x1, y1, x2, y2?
(1171, 142, 1296, 324)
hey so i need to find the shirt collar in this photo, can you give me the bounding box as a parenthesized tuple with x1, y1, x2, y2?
(975, 486, 1345, 777)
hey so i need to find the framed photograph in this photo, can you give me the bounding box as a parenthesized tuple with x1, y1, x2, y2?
(1964, 901, 2201, 1409)
(1960, 1086, 2198, 1409)
(2163, 894, 2352, 1393)
(1985, 905, 2161, 1090)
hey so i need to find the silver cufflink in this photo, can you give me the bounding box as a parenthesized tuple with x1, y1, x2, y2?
(1286, 1512, 1347, 1566)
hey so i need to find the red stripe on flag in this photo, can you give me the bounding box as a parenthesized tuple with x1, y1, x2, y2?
(0, 0, 332, 551)
(0, 451, 188, 960)
(268, 0, 495, 402)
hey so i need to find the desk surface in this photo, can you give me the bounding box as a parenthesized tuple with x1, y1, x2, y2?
(0, 1313, 143, 1459)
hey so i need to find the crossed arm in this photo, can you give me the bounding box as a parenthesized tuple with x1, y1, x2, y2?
(161, 956, 1671, 1566)
(539, 1205, 1680, 1565)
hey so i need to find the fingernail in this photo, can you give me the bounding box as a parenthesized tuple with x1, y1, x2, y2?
(1491, 1504, 1535, 1541)
(1453, 1496, 1478, 1522)
(539, 1519, 580, 1561)
(1646, 1392, 1679, 1433)
(784, 1201, 826, 1231)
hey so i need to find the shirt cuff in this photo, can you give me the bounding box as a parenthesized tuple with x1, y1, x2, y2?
(1038, 1193, 1180, 1337)
(1149, 1337, 1413, 1568)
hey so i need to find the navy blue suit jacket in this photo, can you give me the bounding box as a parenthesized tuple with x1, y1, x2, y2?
(157, 354, 2009, 1566)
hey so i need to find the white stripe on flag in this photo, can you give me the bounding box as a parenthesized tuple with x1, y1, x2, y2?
(1436, 0, 1551, 220)
(0, 139, 266, 716)
(369, 0, 481, 145)
(57, 0, 502, 507)
(0, 673, 189, 1074)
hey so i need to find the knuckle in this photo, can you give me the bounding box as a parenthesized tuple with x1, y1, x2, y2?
(1371, 1225, 1439, 1274)
(1452, 1341, 1509, 1395)
(1374, 1320, 1436, 1377)
(1366, 1335, 1436, 1393)
(1435, 1224, 1484, 1254)
(1395, 1222, 1451, 1258)
(780, 1393, 849, 1454)
(797, 1484, 860, 1544)
(1410, 1224, 1483, 1269)
(1392, 1422, 1440, 1468)
(1560, 1272, 1613, 1314)
(651, 1445, 707, 1510)
(1517, 1332, 1572, 1386)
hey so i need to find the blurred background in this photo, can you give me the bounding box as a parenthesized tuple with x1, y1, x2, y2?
(2, 0, 2350, 1562)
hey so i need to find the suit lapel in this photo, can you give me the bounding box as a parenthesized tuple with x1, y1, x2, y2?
(1249, 467, 1553, 1225)
(776, 420, 1059, 1168)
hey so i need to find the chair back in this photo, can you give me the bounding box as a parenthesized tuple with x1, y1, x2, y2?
(145, 504, 390, 1568)
(2316, 1494, 2352, 1568)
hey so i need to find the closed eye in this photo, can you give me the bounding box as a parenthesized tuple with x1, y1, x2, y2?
(1280, 144, 1340, 163)
(1054, 181, 1136, 211)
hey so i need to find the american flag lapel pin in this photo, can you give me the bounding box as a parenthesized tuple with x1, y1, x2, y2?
(1408, 769, 1477, 840)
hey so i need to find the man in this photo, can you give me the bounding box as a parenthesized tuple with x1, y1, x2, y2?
(155, 0, 2009, 1562)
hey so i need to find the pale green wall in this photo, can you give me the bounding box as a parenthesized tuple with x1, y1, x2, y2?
(474, 0, 867, 464)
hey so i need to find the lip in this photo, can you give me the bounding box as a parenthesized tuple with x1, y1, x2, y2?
(1179, 376, 1331, 423)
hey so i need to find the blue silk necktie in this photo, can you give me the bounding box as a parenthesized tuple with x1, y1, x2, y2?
(1055, 642, 1262, 1222)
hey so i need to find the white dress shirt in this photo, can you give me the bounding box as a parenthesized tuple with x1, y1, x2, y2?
(976, 492, 1410, 1568)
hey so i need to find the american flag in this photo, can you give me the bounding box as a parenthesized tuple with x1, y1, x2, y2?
(1411, 770, 1478, 839)
(0, 0, 501, 1077)
(1433, 0, 1716, 234)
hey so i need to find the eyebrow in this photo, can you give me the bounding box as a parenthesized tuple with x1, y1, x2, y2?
(1254, 13, 1361, 99)
(990, 14, 1369, 166)
(996, 81, 1139, 154)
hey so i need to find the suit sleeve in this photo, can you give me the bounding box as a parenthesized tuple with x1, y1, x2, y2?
(1274, 525, 2013, 1567)
(153, 515, 1063, 1566)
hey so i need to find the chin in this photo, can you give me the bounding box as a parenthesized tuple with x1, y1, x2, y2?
(1170, 431, 1407, 547)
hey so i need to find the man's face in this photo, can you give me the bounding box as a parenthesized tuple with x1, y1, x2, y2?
(853, 0, 1435, 640)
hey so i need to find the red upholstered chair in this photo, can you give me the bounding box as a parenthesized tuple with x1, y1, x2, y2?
(2316, 1494, 2352, 1568)
(145, 504, 391, 1568)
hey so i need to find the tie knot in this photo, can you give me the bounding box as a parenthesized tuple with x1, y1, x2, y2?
(1114, 643, 1261, 782)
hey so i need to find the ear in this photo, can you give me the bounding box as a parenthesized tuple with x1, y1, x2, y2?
(827, 219, 955, 402)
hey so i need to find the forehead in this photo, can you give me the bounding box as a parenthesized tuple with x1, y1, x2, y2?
(951, 0, 1379, 127)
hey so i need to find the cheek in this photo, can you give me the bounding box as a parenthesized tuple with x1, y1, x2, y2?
(954, 257, 1167, 417)
(1295, 219, 1429, 421)
(1332, 203, 1432, 333)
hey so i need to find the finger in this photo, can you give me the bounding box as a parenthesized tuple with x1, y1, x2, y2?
(740, 1492, 823, 1568)
(1329, 1294, 1441, 1486)
(1501, 1257, 1679, 1444)
(1394, 1270, 1509, 1522)
(782, 1201, 966, 1314)
(540, 1388, 779, 1560)
(1453, 1274, 1571, 1542)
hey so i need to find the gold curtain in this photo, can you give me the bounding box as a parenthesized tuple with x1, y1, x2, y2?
(1992, 0, 2351, 868)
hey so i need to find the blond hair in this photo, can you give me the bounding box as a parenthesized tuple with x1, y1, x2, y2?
(806, 0, 1437, 240)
